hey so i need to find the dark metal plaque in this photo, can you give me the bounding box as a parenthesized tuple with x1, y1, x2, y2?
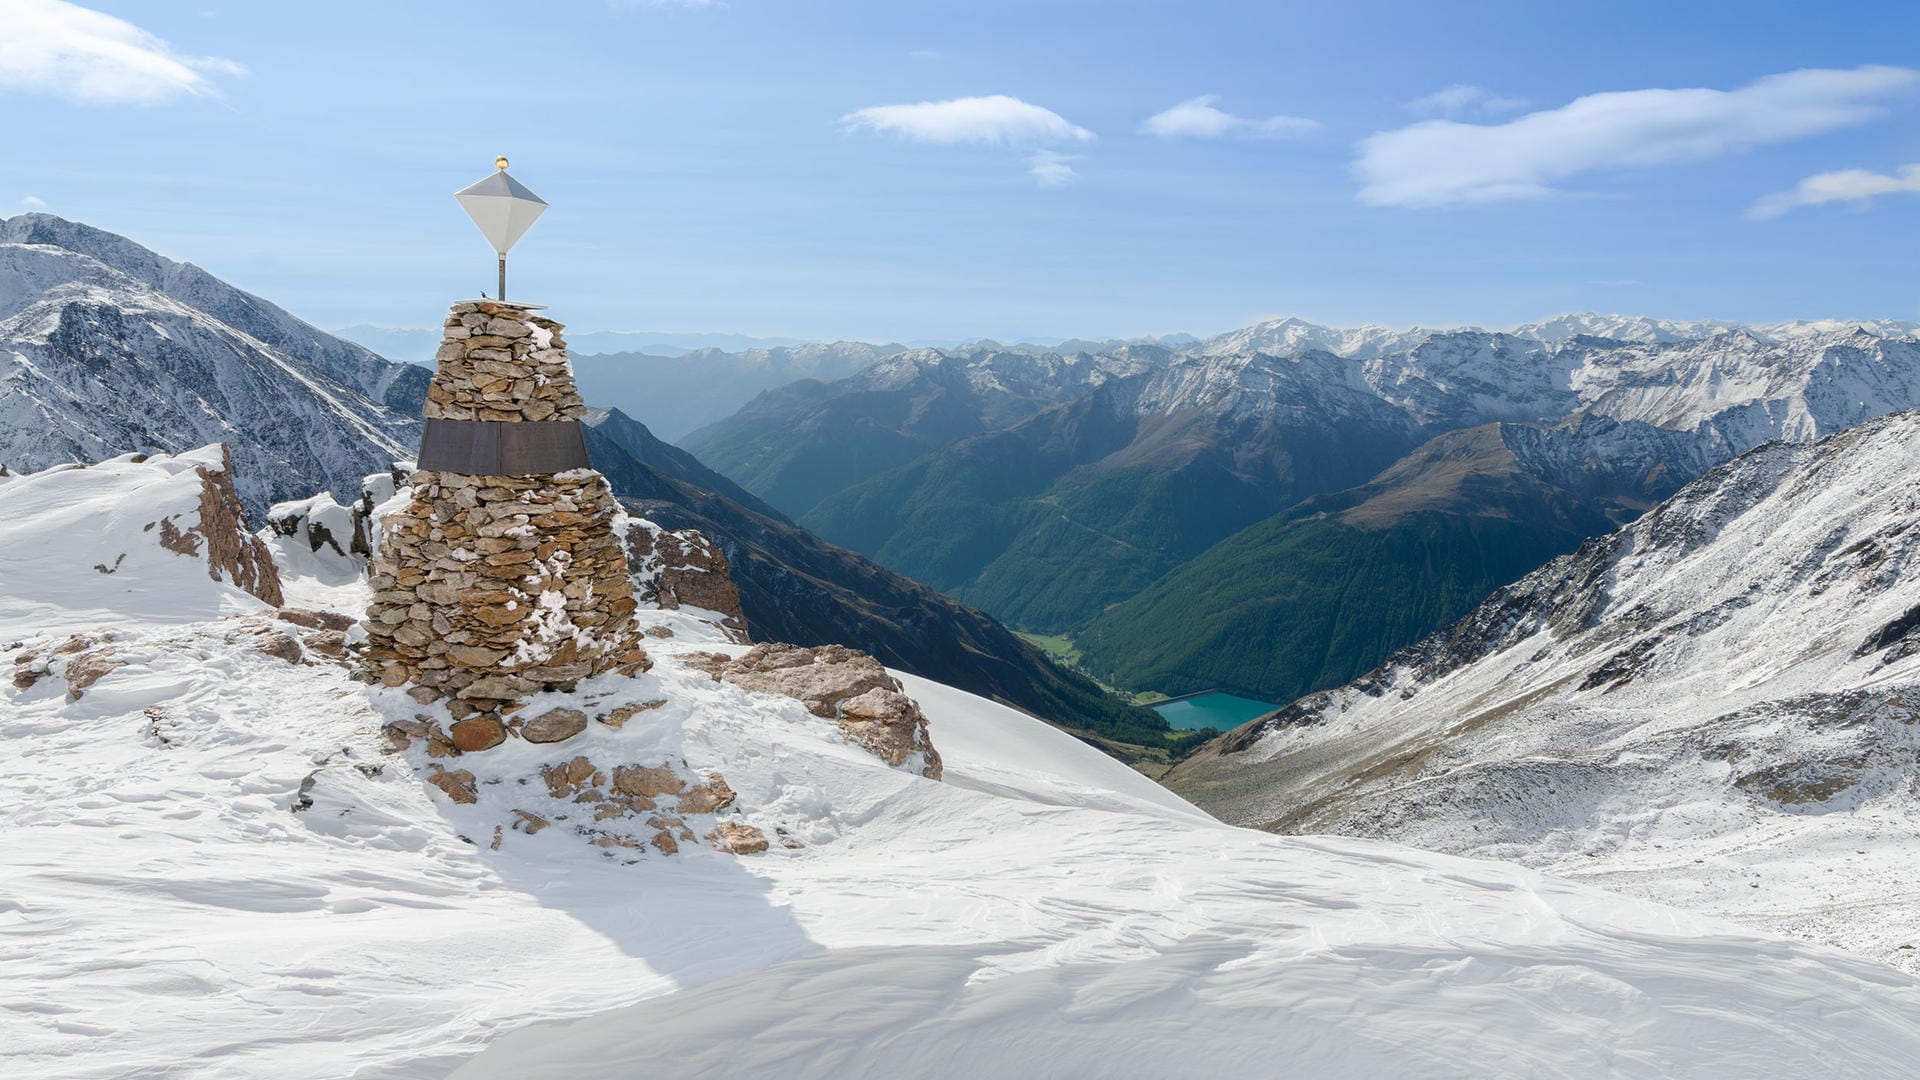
(416, 419, 592, 476)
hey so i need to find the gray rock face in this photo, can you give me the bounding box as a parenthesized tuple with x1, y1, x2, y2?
(0, 214, 425, 517)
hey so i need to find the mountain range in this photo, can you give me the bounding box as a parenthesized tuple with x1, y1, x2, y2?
(687, 313, 1920, 706)
(1, 214, 425, 516)
(0, 213, 1170, 758)
(1162, 409, 1920, 974)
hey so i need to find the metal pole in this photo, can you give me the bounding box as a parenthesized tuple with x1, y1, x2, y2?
(498, 253, 507, 302)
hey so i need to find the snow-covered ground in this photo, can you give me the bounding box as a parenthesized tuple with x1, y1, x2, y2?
(1168, 412, 1920, 977)
(5, 452, 1920, 1078)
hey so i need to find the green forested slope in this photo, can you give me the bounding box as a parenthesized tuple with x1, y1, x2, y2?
(1076, 425, 1625, 702)
(1076, 510, 1586, 701)
(804, 384, 1425, 633)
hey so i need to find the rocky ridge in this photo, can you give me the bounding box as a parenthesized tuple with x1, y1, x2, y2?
(0, 214, 421, 516)
(1163, 410, 1920, 972)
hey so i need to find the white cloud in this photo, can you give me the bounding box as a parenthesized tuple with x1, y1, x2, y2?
(840, 95, 1094, 145)
(908, 49, 941, 60)
(1407, 84, 1527, 116)
(1028, 150, 1079, 187)
(0, 0, 244, 105)
(1140, 96, 1318, 140)
(1748, 163, 1920, 219)
(20, 195, 48, 209)
(1356, 65, 1920, 209)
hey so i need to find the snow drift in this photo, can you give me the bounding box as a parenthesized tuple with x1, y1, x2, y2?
(4, 446, 1920, 1077)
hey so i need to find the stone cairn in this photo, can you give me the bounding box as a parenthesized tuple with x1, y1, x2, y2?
(360, 300, 648, 745)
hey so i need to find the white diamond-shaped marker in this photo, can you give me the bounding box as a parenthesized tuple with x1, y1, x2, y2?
(455, 165, 548, 255)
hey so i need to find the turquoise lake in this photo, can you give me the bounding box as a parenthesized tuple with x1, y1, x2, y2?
(1149, 692, 1279, 732)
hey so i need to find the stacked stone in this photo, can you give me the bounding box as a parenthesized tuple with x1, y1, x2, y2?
(361, 301, 648, 738)
(425, 300, 586, 421)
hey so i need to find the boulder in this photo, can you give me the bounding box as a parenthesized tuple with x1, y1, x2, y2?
(522, 707, 587, 744)
(682, 644, 942, 779)
(707, 821, 769, 855)
(425, 766, 478, 804)
(449, 717, 507, 752)
(612, 764, 685, 798)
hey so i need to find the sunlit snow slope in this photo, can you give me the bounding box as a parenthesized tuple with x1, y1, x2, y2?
(1168, 411, 1920, 975)
(4, 450, 1920, 1079)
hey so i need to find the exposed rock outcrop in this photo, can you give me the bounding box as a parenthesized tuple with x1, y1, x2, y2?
(150, 445, 284, 607)
(684, 644, 942, 779)
(12, 630, 123, 700)
(623, 519, 747, 639)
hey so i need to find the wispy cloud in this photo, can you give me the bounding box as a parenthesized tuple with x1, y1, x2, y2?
(1028, 150, 1079, 188)
(1585, 278, 1646, 287)
(0, 0, 244, 105)
(1140, 96, 1317, 140)
(1356, 65, 1920, 209)
(1749, 163, 1920, 219)
(841, 94, 1094, 144)
(1407, 84, 1527, 117)
(908, 49, 941, 60)
(20, 195, 48, 209)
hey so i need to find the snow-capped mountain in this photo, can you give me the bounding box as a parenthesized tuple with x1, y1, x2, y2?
(6, 448, 1920, 1078)
(1196, 316, 1441, 359)
(789, 321, 1920, 649)
(1165, 410, 1920, 974)
(0, 214, 423, 515)
(2, 215, 427, 412)
(1197, 312, 1920, 356)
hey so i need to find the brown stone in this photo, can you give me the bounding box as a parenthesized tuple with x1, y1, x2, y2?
(304, 630, 347, 659)
(254, 628, 305, 664)
(471, 604, 525, 628)
(707, 821, 769, 855)
(457, 675, 528, 700)
(447, 644, 506, 667)
(678, 773, 737, 814)
(612, 764, 685, 798)
(425, 766, 478, 804)
(381, 718, 428, 753)
(449, 717, 507, 752)
(597, 699, 668, 729)
(277, 608, 355, 631)
(522, 707, 587, 744)
(540, 755, 599, 798)
(63, 650, 123, 700)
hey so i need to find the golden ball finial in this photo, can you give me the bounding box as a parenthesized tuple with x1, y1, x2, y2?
(495, 155, 509, 171)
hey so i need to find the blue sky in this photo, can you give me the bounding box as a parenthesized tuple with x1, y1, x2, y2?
(4, 0, 1919, 342)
